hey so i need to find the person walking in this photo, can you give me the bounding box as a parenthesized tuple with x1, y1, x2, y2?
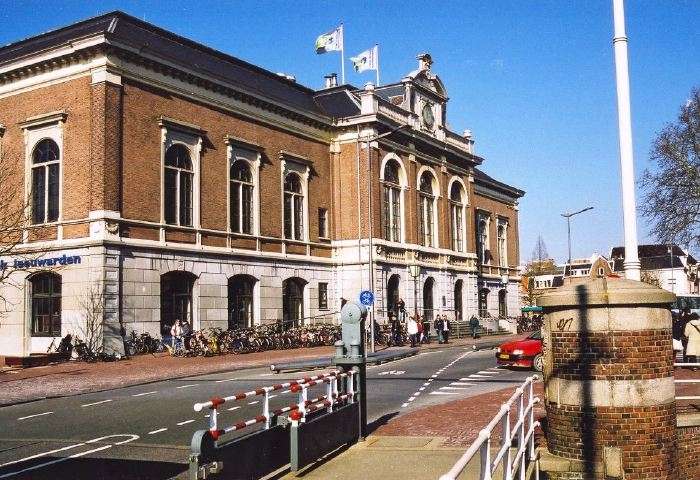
(684, 312, 700, 370)
(422, 316, 431, 344)
(407, 314, 419, 348)
(434, 315, 444, 344)
(170, 319, 183, 350)
(469, 314, 480, 339)
(441, 315, 451, 344)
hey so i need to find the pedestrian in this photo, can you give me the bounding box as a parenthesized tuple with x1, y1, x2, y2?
(416, 315, 424, 345)
(684, 312, 700, 370)
(469, 314, 480, 339)
(680, 307, 691, 362)
(434, 315, 444, 344)
(407, 314, 419, 348)
(422, 316, 431, 343)
(170, 319, 183, 350)
(181, 318, 192, 350)
(442, 315, 451, 344)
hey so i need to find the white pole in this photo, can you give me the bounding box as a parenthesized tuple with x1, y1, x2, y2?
(612, 0, 641, 281)
(375, 44, 380, 87)
(340, 24, 346, 84)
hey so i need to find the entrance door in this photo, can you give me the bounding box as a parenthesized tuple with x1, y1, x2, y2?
(423, 277, 434, 321)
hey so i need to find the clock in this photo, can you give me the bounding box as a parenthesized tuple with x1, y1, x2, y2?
(421, 103, 435, 128)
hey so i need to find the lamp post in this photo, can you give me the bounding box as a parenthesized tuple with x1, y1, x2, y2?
(408, 262, 421, 329)
(360, 114, 410, 354)
(561, 206, 594, 267)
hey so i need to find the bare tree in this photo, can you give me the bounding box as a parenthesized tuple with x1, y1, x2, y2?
(0, 147, 31, 314)
(639, 271, 661, 289)
(640, 88, 700, 253)
(78, 283, 105, 356)
(531, 235, 550, 263)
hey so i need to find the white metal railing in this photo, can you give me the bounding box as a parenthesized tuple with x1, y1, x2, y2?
(440, 376, 540, 480)
(193, 370, 355, 440)
(674, 363, 700, 400)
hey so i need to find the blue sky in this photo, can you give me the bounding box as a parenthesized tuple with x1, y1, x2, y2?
(2, 1, 698, 263)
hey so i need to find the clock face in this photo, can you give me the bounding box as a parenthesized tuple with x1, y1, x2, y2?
(422, 104, 435, 128)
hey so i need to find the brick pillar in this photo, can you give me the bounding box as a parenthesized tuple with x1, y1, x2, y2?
(538, 276, 677, 480)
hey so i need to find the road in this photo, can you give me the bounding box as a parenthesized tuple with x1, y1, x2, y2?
(0, 345, 532, 479)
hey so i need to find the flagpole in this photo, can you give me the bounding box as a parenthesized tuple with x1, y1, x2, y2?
(340, 23, 345, 84)
(375, 44, 380, 86)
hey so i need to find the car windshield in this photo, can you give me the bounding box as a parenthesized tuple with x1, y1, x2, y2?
(528, 330, 542, 340)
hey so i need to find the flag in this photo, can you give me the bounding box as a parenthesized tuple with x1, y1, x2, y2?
(350, 45, 378, 73)
(315, 25, 343, 54)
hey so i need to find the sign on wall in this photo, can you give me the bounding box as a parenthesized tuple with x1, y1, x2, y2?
(0, 254, 82, 270)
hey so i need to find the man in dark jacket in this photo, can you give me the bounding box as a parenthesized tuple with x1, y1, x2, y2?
(469, 315, 480, 339)
(434, 316, 444, 343)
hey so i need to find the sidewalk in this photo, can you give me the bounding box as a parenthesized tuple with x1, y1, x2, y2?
(0, 332, 521, 407)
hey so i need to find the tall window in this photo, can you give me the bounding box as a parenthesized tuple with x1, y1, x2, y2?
(318, 282, 328, 310)
(454, 279, 463, 321)
(419, 171, 436, 247)
(477, 215, 490, 264)
(164, 144, 193, 226)
(230, 160, 253, 234)
(31, 139, 60, 224)
(30, 273, 61, 336)
(478, 288, 489, 317)
(497, 220, 508, 267)
(282, 278, 305, 328)
(450, 182, 465, 252)
(387, 274, 400, 316)
(284, 173, 304, 240)
(382, 160, 401, 242)
(160, 271, 195, 334)
(318, 208, 328, 238)
(423, 277, 435, 321)
(498, 289, 508, 318)
(228, 275, 255, 329)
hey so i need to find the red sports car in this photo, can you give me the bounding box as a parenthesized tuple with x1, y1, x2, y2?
(496, 331, 543, 371)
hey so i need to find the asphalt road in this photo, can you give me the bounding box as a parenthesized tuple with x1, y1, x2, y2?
(0, 345, 533, 479)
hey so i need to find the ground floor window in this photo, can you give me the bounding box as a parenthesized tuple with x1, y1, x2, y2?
(30, 272, 61, 336)
(498, 289, 508, 318)
(282, 277, 306, 328)
(228, 275, 255, 330)
(423, 277, 434, 321)
(161, 271, 195, 334)
(454, 279, 463, 321)
(479, 288, 489, 317)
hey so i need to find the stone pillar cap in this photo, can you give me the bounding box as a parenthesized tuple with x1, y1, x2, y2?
(537, 276, 676, 308)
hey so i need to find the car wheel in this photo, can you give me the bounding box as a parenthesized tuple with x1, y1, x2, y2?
(533, 354, 544, 372)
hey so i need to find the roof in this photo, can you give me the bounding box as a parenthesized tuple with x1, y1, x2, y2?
(612, 255, 686, 272)
(473, 168, 524, 198)
(0, 11, 327, 118)
(313, 88, 361, 118)
(610, 244, 689, 260)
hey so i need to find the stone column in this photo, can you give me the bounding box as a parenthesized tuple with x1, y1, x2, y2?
(538, 276, 676, 480)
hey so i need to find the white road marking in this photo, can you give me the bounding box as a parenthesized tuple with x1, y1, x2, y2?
(450, 382, 476, 386)
(282, 389, 291, 394)
(430, 374, 438, 378)
(408, 397, 416, 402)
(260, 373, 275, 376)
(0, 443, 85, 468)
(249, 401, 259, 405)
(440, 386, 469, 391)
(0, 434, 139, 479)
(430, 391, 458, 395)
(423, 382, 431, 386)
(148, 428, 167, 435)
(176, 384, 198, 389)
(177, 420, 195, 426)
(227, 406, 241, 411)
(477, 371, 498, 375)
(215, 378, 236, 383)
(81, 399, 112, 407)
(269, 395, 277, 399)
(401, 403, 409, 408)
(132, 391, 157, 397)
(18, 411, 53, 420)
(468, 374, 492, 378)
(418, 387, 426, 391)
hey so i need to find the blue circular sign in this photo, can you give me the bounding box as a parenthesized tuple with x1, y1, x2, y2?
(359, 290, 374, 306)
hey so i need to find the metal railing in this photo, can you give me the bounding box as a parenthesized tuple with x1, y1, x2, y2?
(440, 376, 540, 480)
(674, 362, 700, 401)
(193, 370, 355, 441)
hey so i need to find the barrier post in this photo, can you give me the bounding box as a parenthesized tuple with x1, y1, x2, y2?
(263, 390, 271, 429)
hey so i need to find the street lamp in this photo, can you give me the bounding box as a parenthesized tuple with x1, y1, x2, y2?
(561, 206, 594, 267)
(408, 262, 421, 330)
(360, 116, 410, 354)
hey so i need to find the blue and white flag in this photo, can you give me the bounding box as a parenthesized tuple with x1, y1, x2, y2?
(315, 25, 343, 54)
(350, 45, 378, 73)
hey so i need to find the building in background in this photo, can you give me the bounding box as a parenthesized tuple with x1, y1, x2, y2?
(0, 12, 523, 357)
(611, 244, 699, 295)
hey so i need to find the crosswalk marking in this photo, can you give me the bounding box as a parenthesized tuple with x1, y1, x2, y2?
(468, 374, 492, 378)
(429, 391, 458, 395)
(440, 386, 470, 391)
(450, 382, 476, 386)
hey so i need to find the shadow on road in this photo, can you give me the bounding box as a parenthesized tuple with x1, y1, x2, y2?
(0, 456, 187, 480)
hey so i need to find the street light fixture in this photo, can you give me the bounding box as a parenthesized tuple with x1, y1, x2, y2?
(561, 206, 594, 267)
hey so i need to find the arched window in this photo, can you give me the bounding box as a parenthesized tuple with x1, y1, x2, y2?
(382, 160, 402, 242)
(282, 277, 306, 328)
(498, 289, 508, 318)
(284, 173, 304, 240)
(454, 279, 463, 321)
(160, 271, 196, 334)
(497, 220, 508, 267)
(423, 277, 434, 321)
(30, 272, 61, 336)
(230, 161, 253, 234)
(387, 274, 400, 316)
(164, 144, 193, 226)
(419, 171, 436, 247)
(450, 182, 465, 252)
(228, 275, 256, 329)
(477, 215, 490, 264)
(31, 139, 60, 224)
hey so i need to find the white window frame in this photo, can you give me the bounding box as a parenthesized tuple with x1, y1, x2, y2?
(416, 165, 440, 248)
(21, 112, 66, 237)
(477, 211, 491, 265)
(227, 144, 260, 236)
(380, 153, 407, 244)
(497, 218, 508, 267)
(318, 207, 329, 239)
(281, 157, 309, 242)
(448, 177, 468, 253)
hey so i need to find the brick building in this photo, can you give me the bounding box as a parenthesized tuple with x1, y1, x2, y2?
(0, 12, 523, 356)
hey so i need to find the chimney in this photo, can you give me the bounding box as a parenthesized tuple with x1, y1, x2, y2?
(417, 53, 433, 71)
(324, 73, 338, 88)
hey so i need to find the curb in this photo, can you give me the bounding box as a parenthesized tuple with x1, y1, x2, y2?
(270, 348, 420, 373)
